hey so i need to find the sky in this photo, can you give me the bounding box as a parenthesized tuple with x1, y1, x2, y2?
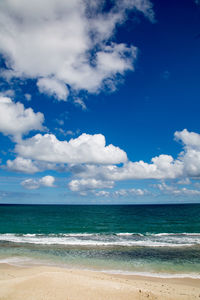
(0, 0, 200, 204)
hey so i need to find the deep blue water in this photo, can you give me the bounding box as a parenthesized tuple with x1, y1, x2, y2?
(0, 204, 200, 234)
(0, 204, 200, 277)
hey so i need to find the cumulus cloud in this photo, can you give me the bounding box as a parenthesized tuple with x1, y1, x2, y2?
(175, 129, 200, 177)
(15, 133, 127, 164)
(37, 78, 69, 101)
(0, 0, 153, 100)
(156, 182, 200, 196)
(21, 175, 55, 189)
(68, 178, 114, 194)
(69, 129, 200, 183)
(39, 175, 55, 187)
(105, 155, 183, 180)
(6, 156, 58, 174)
(175, 129, 200, 149)
(114, 188, 147, 197)
(69, 154, 184, 181)
(0, 96, 44, 140)
(6, 128, 200, 198)
(95, 190, 110, 197)
(7, 157, 40, 174)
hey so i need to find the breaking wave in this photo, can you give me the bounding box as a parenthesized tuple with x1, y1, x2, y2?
(0, 232, 200, 247)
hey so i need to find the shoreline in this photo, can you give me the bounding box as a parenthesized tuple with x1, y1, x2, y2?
(1, 253, 200, 279)
(0, 263, 200, 299)
(1, 255, 200, 280)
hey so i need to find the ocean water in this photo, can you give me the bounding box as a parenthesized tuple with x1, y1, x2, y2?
(0, 204, 200, 278)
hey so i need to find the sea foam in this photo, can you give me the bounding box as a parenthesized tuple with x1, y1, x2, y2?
(0, 232, 200, 247)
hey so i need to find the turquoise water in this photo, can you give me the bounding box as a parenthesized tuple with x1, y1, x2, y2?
(0, 204, 200, 277)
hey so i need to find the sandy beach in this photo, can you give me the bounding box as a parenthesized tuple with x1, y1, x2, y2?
(0, 263, 199, 300)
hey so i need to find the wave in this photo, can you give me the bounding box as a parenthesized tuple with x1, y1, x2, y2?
(116, 233, 144, 236)
(0, 232, 200, 247)
(153, 233, 200, 237)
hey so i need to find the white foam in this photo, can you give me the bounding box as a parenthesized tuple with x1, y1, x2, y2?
(116, 233, 144, 236)
(0, 256, 33, 265)
(116, 233, 133, 236)
(62, 233, 94, 237)
(154, 233, 200, 237)
(100, 269, 200, 279)
(0, 233, 199, 247)
(0, 234, 200, 247)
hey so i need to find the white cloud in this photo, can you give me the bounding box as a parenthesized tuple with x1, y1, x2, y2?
(21, 175, 55, 189)
(0, 96, 44, 140)
(68, 172, 148, 197)
(95, 190, 110, 197)
(114, 188, 147, 196)
(39, 175, 55, 187)
(91, 187, 147, 197)
(175, 129, 200, 177)
(24, 93, 32, 101)
(0, 0, 153, 100)
(0, 90, 15, 98)
(21, 179, 40, 190)
(68, 178, 114, 193)
(15, 133, 128, 164)
(37, 78, 69, 101)
(74, 98, 87, 110)
(177, 178, 191, 185)
(156, 182, 200, 196)
(108, 155, 183, 180)
(7, 157, 40, 174)
(69, 129, 200, 182)
(6, 156, 63, 174)
(181, 149, 200, 177)
(175, 129, 200, 149)
(70, 154, 184, 181)
(6, 127, 200, 200)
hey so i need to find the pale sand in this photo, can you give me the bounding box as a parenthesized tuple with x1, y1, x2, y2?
(0, 263, 200, 300)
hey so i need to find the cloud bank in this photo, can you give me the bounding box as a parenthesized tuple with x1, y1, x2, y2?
(0, 98, 200, 196)
(68, 129, 200, 184)
(15, 133, 127, 164)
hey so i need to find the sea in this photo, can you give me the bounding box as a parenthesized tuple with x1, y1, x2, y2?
(0, 204, 200, 278)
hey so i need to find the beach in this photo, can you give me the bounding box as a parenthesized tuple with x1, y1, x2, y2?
(0, 263, 200, 300)
(0, 0, 200, 298)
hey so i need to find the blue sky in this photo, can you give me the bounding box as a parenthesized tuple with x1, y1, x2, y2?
(0, 0, 200, 204)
